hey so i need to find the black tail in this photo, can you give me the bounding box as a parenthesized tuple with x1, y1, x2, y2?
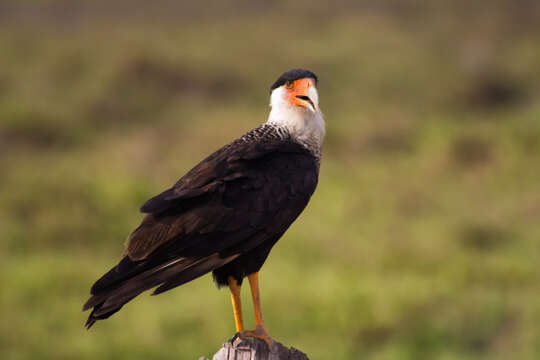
(84, 303, 123, 329)
(83, 253, 239, 328)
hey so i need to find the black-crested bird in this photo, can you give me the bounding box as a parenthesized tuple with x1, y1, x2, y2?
(83, 69, 325, 346)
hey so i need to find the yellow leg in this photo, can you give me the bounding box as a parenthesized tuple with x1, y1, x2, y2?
(228, 276, 244, 332)
(248, 272, 265, 327)
(236, 272, 274, 349)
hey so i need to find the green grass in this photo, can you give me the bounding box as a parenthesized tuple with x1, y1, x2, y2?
(1, 1, 540, 359)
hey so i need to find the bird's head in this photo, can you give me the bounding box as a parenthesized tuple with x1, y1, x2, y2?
(267, 69, 325, 150)
(269, 69, 319, 113)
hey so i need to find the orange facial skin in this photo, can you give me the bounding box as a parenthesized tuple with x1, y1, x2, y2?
(286, 78, 316, 109)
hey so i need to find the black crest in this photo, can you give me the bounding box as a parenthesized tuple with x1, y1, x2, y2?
(270, 69, 318, 91)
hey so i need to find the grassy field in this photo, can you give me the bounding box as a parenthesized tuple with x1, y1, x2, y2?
(1, 1, 540, 359)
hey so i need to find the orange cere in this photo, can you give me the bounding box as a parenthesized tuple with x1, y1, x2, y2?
(287, 78, 315, 107)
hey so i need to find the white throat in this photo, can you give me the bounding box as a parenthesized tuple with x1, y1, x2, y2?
(266, 87, 326, 151)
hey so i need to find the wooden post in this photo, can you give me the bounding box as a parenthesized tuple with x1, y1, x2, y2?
(199, 336, 310, 360)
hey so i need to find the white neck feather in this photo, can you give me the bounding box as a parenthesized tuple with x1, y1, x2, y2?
(266, 87, 326, 151)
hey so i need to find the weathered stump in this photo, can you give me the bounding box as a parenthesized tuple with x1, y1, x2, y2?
(199, 336, 310, 360)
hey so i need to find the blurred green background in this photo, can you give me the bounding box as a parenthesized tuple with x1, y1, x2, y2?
(1, 1, 540, 359)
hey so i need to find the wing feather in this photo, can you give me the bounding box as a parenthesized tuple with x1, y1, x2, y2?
(84, 131, 319, 327)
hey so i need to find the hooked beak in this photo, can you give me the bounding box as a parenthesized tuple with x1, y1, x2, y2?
(296, 95, 315, 111)
(288, 78, 317, 112)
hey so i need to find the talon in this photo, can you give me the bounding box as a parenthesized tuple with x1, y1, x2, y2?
(237, 324, 274, 349)
(228, 332, 241, 343)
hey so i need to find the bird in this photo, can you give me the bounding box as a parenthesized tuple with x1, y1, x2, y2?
(83, 68, 325, 347)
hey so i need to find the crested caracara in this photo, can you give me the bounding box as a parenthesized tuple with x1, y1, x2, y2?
(83, 68, 325, 347)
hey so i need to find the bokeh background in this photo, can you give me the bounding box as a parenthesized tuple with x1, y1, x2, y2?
(2, 1, 540, 359)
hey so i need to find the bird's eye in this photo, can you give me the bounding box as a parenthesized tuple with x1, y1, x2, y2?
(285, 80, 294, 89)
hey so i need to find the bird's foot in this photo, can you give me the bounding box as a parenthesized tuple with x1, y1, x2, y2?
(233, 324, 274, 350)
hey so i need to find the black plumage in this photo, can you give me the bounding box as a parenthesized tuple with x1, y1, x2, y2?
(83, 124, 320, 328)
(270, 69, 318, 91)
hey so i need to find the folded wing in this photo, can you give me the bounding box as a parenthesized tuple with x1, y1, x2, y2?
(83, 134, 319, 328)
